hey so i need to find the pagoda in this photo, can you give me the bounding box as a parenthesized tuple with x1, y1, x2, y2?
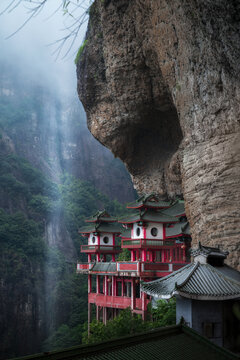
(141, 242, 240, 351)
(77, 195, 191, 330)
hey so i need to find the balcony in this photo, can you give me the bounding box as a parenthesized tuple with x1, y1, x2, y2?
(76, 262, 92, 274)
(122, 239, 175, 249)
(88, 293, 143, 310)
(81, 245, 122, 254)
(76, 261, 188, 277)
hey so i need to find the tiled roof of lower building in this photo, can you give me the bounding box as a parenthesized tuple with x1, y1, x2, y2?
(79, 222, 122, 234)
(141, 261, 240, 300)
(90, 262, 117, 273)
(165, 221, 190, 237)
(11, 325, 238, 360)
(162, 200, 185, 217)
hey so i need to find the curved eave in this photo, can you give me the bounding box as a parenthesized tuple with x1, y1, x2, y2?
(85, 219, 116, 223)
(140, 286, 174, 300)
(119, 219, 178, 224)
(140, 288, 240, 301)
(79, 231, 121, 235)
(126, 205, 170, 210)
(176, 291, 240, 301)
(165, 234, 191, 239)
(175, 213, 186, 218)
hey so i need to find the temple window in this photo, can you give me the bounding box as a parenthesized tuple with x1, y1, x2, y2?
(103, 236, 109, 244)
(151, 227, 158, 236)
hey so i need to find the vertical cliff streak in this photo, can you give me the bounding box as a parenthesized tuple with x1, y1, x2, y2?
(77, 0, 240, 269)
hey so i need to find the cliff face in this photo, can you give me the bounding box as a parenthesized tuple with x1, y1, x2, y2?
(77, 0, 240, 269)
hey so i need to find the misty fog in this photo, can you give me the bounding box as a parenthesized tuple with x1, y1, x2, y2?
(0, 0, 89, 96)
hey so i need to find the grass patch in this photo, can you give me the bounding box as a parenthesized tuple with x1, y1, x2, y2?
(75, 40, 88, 65)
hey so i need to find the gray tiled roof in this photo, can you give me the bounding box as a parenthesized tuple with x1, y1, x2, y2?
(85, 210, 117, 223)
(141, 262, 240, 300)
(91, 262, 117, 273)
(79, 222, 122, 234)
(162, 200, 185, 217)
(127, 194, 170, 209)
(165, 222, 190, 237)
(190, 242, 228, 259)
(119, 209, 178, 224)
(12, 325, 238, 360)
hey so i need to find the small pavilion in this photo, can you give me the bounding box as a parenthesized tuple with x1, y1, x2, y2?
(141, 242, 240, 352)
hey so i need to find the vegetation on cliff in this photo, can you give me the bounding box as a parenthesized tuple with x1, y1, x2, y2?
(0, 154, 126, 359)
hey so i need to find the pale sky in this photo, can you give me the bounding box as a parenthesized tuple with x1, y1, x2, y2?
(0, 0, 90, 96)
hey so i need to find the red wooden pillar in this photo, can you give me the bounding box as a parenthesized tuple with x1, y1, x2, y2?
(112, 276, 117, 296)
(183, 245, 186, 262)
(121, 279, 124, 296)
(103, 255, 106, 262)
(103, 307, 107, 325)
(170, 248, 173, 262)
(131, 278, 136, 310)
(131, 250, 136, 262)
(137, 250, 140, 261)
(96, 275, 100, 294)
(113, 234, 115, 246)
(141, 291, 147, 321)
(88, 303, 92, 335)
(88, 254, 91, 263)
(142, 250, 147, 262)
(97, 234, 101, 262)
(112, 254, 116, 262)
(88, 275, 92, 293)
(149, 251, 153, 262)
(96, 306, 100, 321)
(104, 276, 108, 295)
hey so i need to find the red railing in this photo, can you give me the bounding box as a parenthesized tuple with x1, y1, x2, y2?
(81, 245, 121, 253)
(77, 260, 188, 275)
(88, 293, 143, 310)
(122, 239, 175, 248)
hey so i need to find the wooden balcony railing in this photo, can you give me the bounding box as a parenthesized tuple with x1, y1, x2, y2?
(81, 245, 121, 254)
(122, 239, 175, 248)
(77, 260, 188, 276)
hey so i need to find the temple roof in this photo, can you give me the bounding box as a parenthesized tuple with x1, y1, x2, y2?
(127, 194, 170, 210)
(85, 210, 117, 223)
(162, 200, 185, 217)
(190, 242, 229, 259)
(141, 261, 240, 300)
(79, 222, 122, 234)
(12, 325, 238, 360)
(119, 209, 178, 224)
(165, 222, 191, 238)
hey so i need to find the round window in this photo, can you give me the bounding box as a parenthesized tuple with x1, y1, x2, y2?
(151, 227, 158, 237)
(92, 236, 96, 244)
(103, 236, 109, 244)
(136, 227, 141, 236)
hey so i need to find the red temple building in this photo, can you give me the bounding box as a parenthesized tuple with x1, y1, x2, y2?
(77, 194, 191, 330)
